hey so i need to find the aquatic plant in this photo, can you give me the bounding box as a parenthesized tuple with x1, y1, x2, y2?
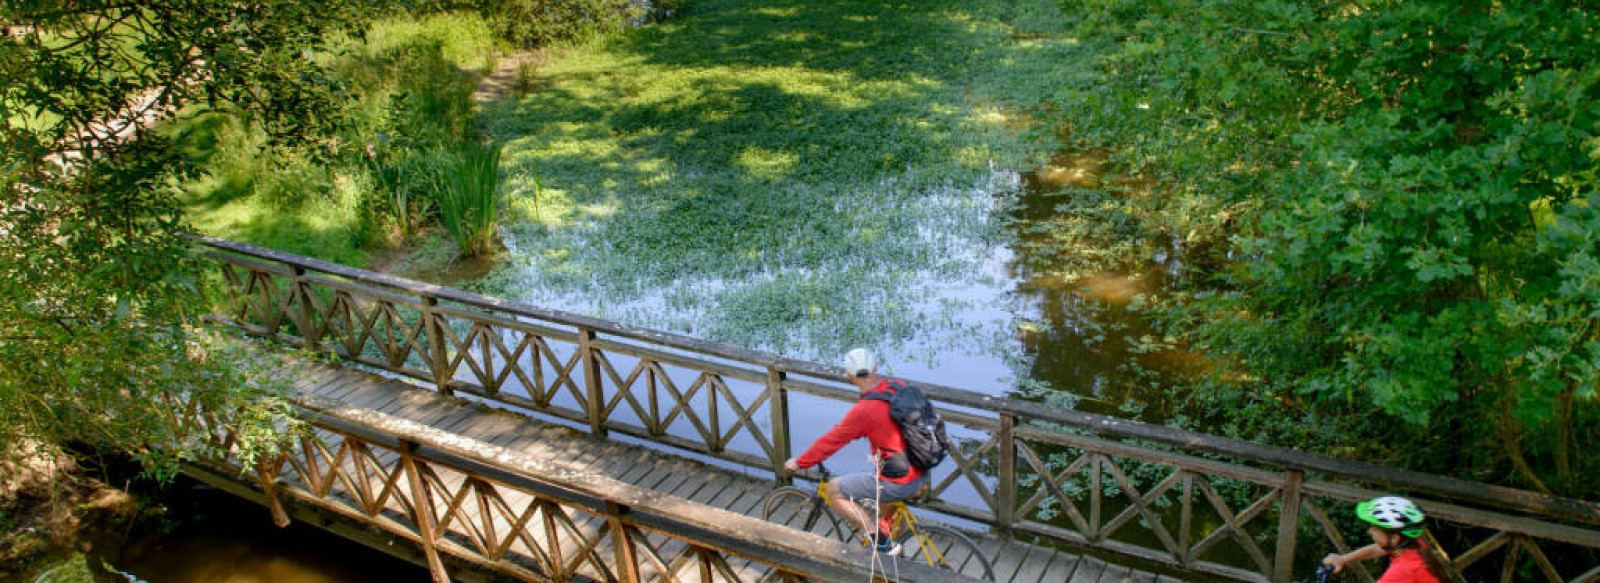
(435, 142, 503, 257)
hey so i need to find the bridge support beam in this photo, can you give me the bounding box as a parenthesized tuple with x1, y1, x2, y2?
(255, 460, 291, 528)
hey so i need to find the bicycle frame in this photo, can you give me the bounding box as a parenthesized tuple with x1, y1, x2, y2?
(767, 463, 997, 581)
(810, 466, 939, 562)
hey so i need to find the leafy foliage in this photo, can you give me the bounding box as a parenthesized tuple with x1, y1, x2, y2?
(1047, 0, 1600, 498)
(0, 0, 375, 476)
(483, 0, 653, 48)
(171, 13, 498, 261)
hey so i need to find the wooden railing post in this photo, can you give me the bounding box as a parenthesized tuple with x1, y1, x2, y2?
(768, 367, 792, 485)
(607, 501, 641, 583)
(1273, 468, 1305, 583)
(578, 328, 606, 436)
(422, 295, 453, 397)
(401, 441, 451, 583)
(255, 458, 291, 528)
(997, 413, 1017, 535)
(292, 266, 320, 351)
(1090, 454, 1103, 540)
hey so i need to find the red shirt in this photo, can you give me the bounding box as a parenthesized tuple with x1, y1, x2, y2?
(794, 380, 923, 484)
(1378, 549, 1441, 583)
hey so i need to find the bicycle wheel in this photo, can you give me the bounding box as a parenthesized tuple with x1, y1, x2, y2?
(899, 524, 996, 582)
(762, 487, 852, 542)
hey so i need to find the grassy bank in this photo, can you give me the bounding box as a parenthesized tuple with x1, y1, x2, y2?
(172, 12, 500, 269)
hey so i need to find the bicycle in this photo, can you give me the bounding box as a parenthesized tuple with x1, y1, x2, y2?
(761, 464, 997, 581)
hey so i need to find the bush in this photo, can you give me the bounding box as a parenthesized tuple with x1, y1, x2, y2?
(484, 0, 647, 48)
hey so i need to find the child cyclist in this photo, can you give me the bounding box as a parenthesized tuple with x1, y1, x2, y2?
(1323, 496, 1450, 582)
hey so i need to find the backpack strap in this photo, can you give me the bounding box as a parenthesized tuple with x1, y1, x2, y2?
(859, 379, 902, 402)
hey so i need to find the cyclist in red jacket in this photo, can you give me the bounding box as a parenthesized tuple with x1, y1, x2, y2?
(1323, 496, 1450, 582)
(784, 348, 930, 555)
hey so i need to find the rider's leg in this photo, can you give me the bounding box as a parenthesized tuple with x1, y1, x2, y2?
(826, 475, 875, 537)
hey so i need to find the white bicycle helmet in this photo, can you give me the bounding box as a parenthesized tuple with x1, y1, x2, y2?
(1356, 496, 1426, 539)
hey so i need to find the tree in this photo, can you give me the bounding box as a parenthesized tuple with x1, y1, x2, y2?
(1049, 0, 1598, 499)
(1180, 1, 1600, 497)
(0, 0, 381, 476)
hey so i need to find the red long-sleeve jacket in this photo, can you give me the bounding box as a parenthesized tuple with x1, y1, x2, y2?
(793, 380, 923, 485)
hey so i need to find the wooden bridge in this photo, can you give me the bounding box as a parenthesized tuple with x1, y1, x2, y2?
(177, 236, 1600, 583)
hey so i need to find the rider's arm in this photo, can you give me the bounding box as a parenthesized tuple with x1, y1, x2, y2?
(1323, 543, 1387, 572)
(793, 402, 871, 468)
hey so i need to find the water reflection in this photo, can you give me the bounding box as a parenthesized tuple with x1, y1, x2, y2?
(1003, 148, 1203, 421)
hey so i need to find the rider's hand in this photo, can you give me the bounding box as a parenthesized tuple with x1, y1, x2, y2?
(1321, 553, 1346, 572)
(784, 457, 800, 473)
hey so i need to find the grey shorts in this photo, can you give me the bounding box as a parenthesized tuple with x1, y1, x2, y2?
(832, 472, 929, 505)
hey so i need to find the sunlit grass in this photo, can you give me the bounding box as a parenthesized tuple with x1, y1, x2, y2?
(357, 12, 503, 70)
(176, 11, 494, 269)
(181, 167, 368, 266)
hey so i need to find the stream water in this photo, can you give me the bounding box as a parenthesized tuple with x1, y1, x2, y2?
(16, 478, 427, 583)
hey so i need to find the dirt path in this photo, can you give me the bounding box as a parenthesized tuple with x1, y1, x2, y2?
(472, 51, 542, 103)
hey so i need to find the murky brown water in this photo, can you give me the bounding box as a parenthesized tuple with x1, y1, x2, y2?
(18, 479, 426, 583)
(1002, 147, 1205, 421)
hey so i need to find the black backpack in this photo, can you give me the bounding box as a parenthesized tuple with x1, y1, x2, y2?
(863, 379, 952, 471)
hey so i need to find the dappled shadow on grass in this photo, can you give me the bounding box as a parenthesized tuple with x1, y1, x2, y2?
(631, 0, 978, 81)
(481, 0, 1038, 362)
(185, 202, 366, 267)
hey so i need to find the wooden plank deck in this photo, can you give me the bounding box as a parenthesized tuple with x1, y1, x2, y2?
(262, 352, 1178, 582)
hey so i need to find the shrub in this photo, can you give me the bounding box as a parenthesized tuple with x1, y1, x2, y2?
(483, 0, 647, 48)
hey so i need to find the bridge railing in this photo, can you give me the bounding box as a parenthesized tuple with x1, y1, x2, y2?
(195, 236, 1600, 583)
(167, 380, 963, 582)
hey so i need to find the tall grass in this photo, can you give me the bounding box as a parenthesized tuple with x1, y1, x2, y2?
(175, 11, 499, 265)
(366, 151, 439, 240)
(435, 142, 502, 257)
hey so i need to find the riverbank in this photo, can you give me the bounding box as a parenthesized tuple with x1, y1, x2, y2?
(0, 443, 140, 580)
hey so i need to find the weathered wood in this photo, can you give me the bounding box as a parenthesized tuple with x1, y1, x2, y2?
(988, 540, 1035, 582)
(401, 442, 452, 583)
(289, 395, 966, 583)
(1045, 550, 1083, 582)
(255, 460, 291, 528)
(1096, 562, 1132, 583)
(210, 232, 1600, 528)
(1006, 543, 1051, 583)
(422, 296, 453, 397)
(199, 232, 1600, 582)
(768, 367, 792, 486)
(1273, 469, 1305, 583)
(577, 328, 606, 437)
(1069, 554, 1105, 583)
(997, 413, 1017, 535)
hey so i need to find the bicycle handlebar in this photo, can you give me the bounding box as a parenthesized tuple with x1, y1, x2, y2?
(1311, 564, 1335, 583)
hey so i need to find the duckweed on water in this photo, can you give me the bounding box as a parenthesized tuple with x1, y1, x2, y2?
(474, 0, 1078, 370)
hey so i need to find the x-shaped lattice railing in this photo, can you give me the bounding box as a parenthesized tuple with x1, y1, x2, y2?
(196, 235, 1600, 583)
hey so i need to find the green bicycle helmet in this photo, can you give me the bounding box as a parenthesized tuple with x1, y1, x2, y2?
(1356, 496, 1426, 539)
